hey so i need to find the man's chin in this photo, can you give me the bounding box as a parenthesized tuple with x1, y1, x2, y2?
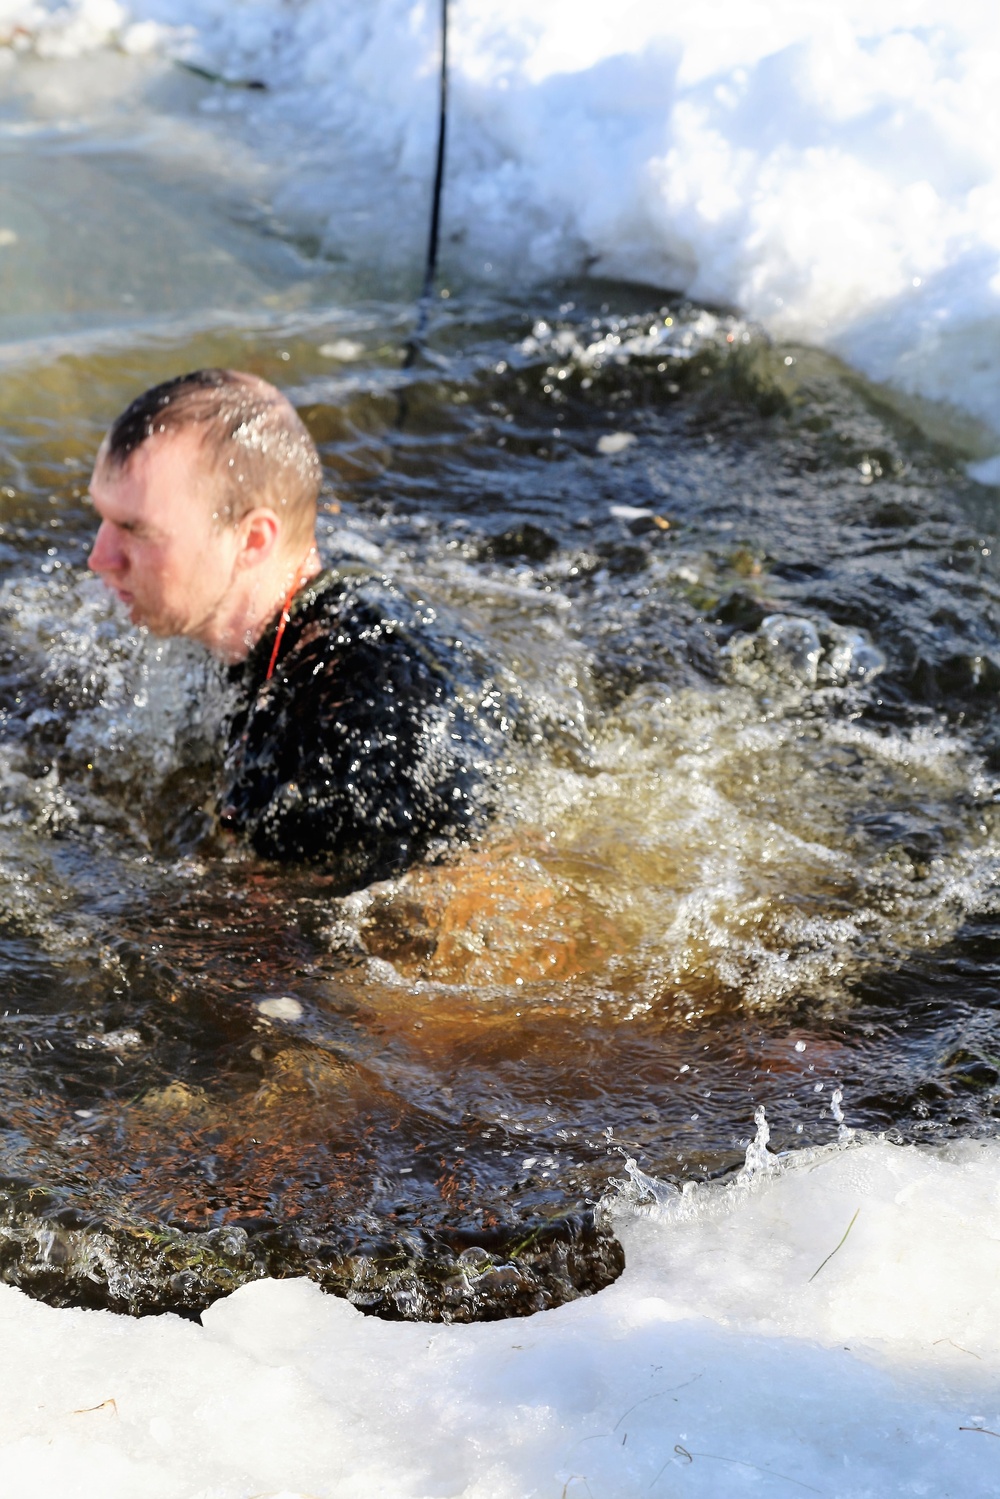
(122, 600, 174, 637)
(99, 586, 166, 635)
(101, 585, 190, 640)
(106, 587, 138, 619)
(131, 612, 178, 637)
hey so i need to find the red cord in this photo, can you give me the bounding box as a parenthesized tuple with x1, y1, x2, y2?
(264, 571, 307, 682)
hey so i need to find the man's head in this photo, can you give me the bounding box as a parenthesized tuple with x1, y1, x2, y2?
(88, 369, 323, 658)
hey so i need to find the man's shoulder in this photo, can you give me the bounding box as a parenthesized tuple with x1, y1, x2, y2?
(237, 565, 472, 728)
(239, 566, 368, 691)
(219, 562, 504, 875)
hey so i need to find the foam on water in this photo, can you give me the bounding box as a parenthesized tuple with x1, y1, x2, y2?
(4, 0, 1000, 453)
(1, 1125, 999, 1496)
(353, 532, 1000, 1015)
(0, 568, 228, 963)
(0, 570, 227, 791)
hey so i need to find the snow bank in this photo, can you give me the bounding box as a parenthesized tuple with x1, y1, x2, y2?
(11, 0, 1000, 445)
(3, 1134, 999, 1497)
(4, 1, 1000, 446)
(0, 0, 173, 57)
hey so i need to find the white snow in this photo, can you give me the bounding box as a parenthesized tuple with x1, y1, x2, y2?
(0, 0, 177, 57)
(3, 1132, 1000, 1497)
(5, 0, 1000, 448)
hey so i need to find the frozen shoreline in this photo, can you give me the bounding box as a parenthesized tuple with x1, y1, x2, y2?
(3, 0, 1000, 452)
(3, 1134, 999, 1497)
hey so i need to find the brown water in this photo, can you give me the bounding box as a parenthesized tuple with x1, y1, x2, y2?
(2, 50, 1000, 1322)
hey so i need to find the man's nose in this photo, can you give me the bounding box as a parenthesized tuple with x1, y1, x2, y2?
(88, 521, 122, 576)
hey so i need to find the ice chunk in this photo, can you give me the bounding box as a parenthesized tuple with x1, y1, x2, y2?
(608, 502, 650, 520)
(597, 432, 637, 455)
(318, 339, 365, 361)
(257, 996, 303, 1021)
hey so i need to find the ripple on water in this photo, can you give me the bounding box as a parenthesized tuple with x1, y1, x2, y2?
(1, 299, 1000, 1318)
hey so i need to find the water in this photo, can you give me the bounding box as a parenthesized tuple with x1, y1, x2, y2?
(3, 46, 1000, 1325)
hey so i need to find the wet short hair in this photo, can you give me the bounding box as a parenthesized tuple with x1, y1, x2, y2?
(101, 368, 323, 546)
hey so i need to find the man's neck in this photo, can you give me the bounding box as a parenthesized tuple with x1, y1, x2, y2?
(199, 545, 322, 663)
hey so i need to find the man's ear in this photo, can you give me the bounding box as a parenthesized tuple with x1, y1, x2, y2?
(236, 508, 280, 570)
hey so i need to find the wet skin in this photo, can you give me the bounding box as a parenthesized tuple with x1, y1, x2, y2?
(87, 429, 317, 662)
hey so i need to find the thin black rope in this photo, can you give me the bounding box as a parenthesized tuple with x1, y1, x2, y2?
(403, 0, 449, 370)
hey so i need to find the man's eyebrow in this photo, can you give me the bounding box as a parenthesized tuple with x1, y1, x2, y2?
(87, 494, 146, 534)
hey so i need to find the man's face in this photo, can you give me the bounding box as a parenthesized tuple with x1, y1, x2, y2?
(88, 429, 242, 642)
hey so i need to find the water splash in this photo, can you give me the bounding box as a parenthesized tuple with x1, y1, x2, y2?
(2, 276, 1000, 1319)
(738, 1105, 776, 1185)
(830, 1085, 855, 1148)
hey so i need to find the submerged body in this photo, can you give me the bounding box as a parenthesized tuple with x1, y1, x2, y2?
(87, 369, 502, 881)
(221, 568, 499, 882)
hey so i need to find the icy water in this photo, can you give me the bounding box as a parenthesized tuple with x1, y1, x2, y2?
(3, 51, 1000, 1323)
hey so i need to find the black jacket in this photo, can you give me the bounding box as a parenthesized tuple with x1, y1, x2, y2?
(220, 569, 502, 886)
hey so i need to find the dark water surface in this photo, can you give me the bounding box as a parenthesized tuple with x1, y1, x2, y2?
(3, 57, 1000, 1322)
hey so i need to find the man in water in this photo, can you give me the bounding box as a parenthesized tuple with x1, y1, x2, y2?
(88, 367, 497, 885)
